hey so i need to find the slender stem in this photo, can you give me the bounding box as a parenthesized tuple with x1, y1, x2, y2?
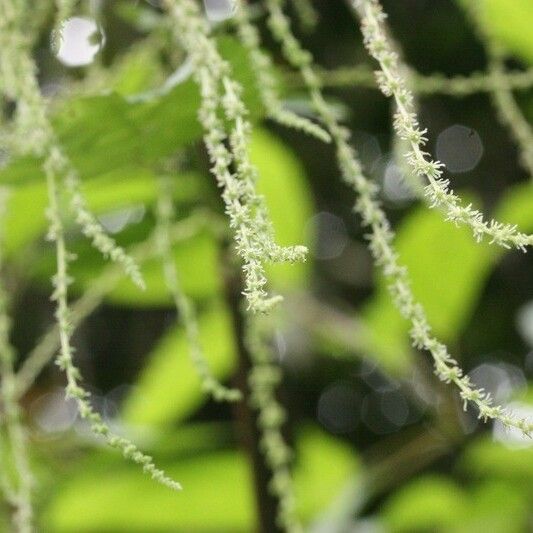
(223, 247, 283, 533)
(156, 175, 241, 402)
(286, 64, 533, 97)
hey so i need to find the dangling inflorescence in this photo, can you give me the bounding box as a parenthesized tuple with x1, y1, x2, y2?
(261, 0, 532, 436)
(163, 0, 307, 314)
(0, 1, 532, 531)
(291, 62, 533, 97)
(245, 316, 302, 533)
(234, 0, 331, 142)
(0, 2, 144, 291)
(44, 150, 181, 491)
(155, 175, 242, 402)
(232, 0, 330, 142)
(354, 0, 533, 251)
(163, 3, 307, 524)
(0, 0, 180, 492)
(0, 190, 33, 533)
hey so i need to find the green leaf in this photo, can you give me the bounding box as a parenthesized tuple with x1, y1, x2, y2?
(41, 426, 359, 532)
(0, 37, 263, 187)
(456, 481, 530, 533)
(361, 182, 533, 374)
(382, 473, 529, 533)
(295, 426, 360, 518)
(104, 230, 222, 306)
(382, 475, 468, 532)
(362, 199, 493, 373)
(461, 0, 533, 64)
(121, 300, 236, 426)
(252, 129, 314, 290)
(111, 43, 165, 97)
(459, 434, 533, 484)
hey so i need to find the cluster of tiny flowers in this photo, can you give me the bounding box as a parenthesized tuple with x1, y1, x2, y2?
(155, 175, 242, 402)
(45, 150, 182, 492)
(0, 0, 180, 491)
(337, 113, 532, 435)
(0, 190, 33, 533)
(263, 0, 532, 436)
(354, 0, 533, 251)
(298, 63, 533, 97)
(164, 0, 307, 314)
(245, 317, 302, 533)
(66, 170, 146, 290)
(232, 0, 330, 142)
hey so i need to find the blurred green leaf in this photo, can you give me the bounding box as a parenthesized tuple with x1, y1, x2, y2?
(460, 0, 533, 63)
(42, 426, 359, 532)
(111, 43, 165, 97)
(96, 229, 222, 306)
(382, 475, 467, 532)
(456, 481, 530, 533)
(0, 37, 262, 187)
(382, 473, 530, 533)
(295, 426, 359, 518)
(4, 181, 49, 255)
(252, 129, 314, 290)
(362, 183, 533, 374)
(122, 300, 236, 426)
(459, 435, 533, 485)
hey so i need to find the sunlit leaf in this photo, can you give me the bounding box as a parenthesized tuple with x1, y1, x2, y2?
(459, 0, 533, 63)
(122, 300, 236, 426)
(362, 183, 533, 374)
(41, 426, 359, 532)
(382, 476, 467, 532)
(252, 129, 314, 290)
(459, 435, 533, 484)
(382, 473, 529, 533)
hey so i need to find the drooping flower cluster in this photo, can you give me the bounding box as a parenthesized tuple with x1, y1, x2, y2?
(262, 0, 532, 436)
(355, 0, 533, 251)
(245, 316, 302, 533)
(0, 0, 180, 497)
(164, 0, 307, 314)
(155, 175, 242, 402)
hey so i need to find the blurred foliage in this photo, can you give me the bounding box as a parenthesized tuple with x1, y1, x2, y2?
(41, 425, 358, 532)
(0, 0, 532, 531)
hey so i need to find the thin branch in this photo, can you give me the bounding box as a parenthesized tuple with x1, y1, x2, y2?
(286, 64, 533, 97)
